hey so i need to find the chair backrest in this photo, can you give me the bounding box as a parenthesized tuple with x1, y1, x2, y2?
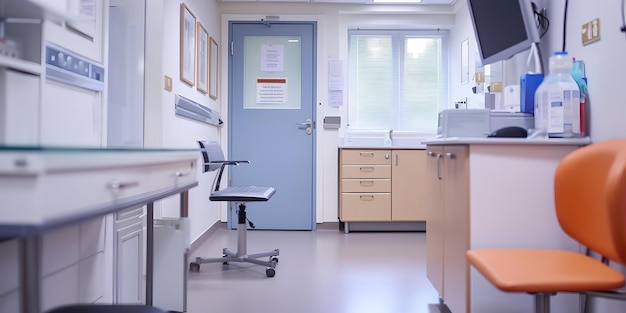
(554, 139, 626, 264)
(198, 140, 228, 193)
(198, 140, 225, 172)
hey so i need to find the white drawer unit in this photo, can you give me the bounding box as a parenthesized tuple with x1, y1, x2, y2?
(0, 149, 197, 226)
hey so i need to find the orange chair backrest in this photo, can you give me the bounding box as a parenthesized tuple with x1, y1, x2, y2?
(554, 139, 626, 264)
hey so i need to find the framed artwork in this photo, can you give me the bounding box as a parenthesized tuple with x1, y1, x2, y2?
(209, 37, 218, 99)
(461, 38, 469, 85)
(196, 22, 209, 94)
(180, 3, 196, 86)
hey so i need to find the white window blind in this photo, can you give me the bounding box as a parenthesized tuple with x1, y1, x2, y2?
(348, 30, 448, 133)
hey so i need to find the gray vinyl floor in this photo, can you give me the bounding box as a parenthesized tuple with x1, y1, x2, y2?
(186, 223, 450, 313)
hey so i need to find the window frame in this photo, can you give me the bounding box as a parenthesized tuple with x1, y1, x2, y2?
(347, 28, 449, 135)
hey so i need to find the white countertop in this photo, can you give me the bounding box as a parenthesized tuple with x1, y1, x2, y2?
(422, 136, 591, 146)
(338, 145, 426, 149)
(339, 136, 591, 149)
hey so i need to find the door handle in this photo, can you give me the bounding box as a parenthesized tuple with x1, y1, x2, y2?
(297, 118, 313, 135)
(296, 119, 312, 128)
(436, 153, 442, 180)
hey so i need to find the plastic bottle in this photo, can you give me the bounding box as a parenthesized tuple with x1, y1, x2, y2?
(534, 52, 580, 137)
(570, 59, 588, 136)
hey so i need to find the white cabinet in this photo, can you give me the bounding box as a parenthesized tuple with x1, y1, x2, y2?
(0, 68, 39, 145)
(0, 149, 198, 313)
(0, 240, 20, 313)
(0, 0, 107, 147)
(114, 208, 144, 304)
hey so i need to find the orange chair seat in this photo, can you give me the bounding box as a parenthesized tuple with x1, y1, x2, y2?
(466, 248, 625, 293)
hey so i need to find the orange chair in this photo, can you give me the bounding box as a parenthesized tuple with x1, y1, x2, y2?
(466, 139, 626, 313)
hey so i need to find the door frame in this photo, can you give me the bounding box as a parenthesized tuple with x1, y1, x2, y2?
(225, 19, 318, 230)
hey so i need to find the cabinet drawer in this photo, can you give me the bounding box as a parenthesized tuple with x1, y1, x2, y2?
(342, 179, 391, 193)
(341, 149, 391, 165)
(341, 165, 391, 179)
(340, 193, 391, 221)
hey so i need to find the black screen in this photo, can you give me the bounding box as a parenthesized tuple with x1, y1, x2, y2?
(470, 0, 529, 60)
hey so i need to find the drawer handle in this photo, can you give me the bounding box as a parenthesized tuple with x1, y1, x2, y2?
(360, 195, 375, 201)
(360, 180, 375, 186)
(359, 167, 374, 172)
(359, 152, 374, 157)
(107, 180, 140, 191)
(173, 171, 190, 177)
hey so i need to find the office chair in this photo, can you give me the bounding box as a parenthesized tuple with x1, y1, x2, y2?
(46, 304, 166, 313)
(190, 140, 279, 277)
(466, 139, 626, 313)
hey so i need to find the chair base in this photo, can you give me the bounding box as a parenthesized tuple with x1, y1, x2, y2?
(189, 203, 279, 277)
(532, 293, 556, 313)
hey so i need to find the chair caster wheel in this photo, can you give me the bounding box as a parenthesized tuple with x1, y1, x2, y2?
(270, 257, 279, 263)
(189, 262, 200, 272)
(266, 267, 276, 277)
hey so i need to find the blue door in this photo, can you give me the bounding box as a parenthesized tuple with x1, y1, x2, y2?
(228, 21, 316, 230)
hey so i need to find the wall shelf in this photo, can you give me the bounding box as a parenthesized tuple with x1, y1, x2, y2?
(0, 55, 41, 75)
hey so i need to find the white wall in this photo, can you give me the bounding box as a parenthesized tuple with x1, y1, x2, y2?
(541, 1, 626, 142)
(145, 0, 223, 242)
(448, 1, 484, 109)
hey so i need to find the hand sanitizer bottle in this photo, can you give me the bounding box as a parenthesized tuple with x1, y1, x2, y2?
(383, 130, 393, 147)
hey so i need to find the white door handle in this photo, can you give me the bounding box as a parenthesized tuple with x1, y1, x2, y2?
(297, 119, 313, 135)
(296, 119, 312, 127)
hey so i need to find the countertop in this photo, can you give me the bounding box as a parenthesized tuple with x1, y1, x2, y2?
(338, 145, 427, 149)
(338, 136, 591, 149)
(422, 136, 591, 146)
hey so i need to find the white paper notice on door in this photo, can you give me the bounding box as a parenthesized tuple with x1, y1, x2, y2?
(261, 44, 284, 72)
(257, 78, 288, 104)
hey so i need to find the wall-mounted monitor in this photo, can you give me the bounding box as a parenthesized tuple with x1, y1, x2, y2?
(467, 0, 540, 66)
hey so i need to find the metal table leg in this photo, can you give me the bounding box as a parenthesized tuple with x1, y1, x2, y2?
(145, 202, 154, 306)
(19, 235, 41, 313)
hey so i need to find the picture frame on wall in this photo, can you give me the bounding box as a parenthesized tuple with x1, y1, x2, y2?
(180, 3, 196, 86)
(196, 22, 209, 94)
(209, 36, 218, 99)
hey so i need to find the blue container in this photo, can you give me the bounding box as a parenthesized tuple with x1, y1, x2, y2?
(520, 73, 544, 114)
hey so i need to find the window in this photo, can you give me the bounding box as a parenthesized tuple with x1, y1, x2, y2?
(348, 29, 448, 133)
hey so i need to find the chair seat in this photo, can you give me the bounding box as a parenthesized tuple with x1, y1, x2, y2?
(466, 248, 625, 293)
(209, 185, 276, 202)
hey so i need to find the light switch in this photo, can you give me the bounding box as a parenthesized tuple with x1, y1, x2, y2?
(582, 18, 601, 46)
(164, 75, 173, 91)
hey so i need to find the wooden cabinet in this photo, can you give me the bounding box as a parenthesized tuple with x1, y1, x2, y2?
(426, 145, 468, 310)
(392, 149, 427, 221)
(425, 146, 444, 297)
(339, 148, 427, 226)
(340, 149, 392, 221)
